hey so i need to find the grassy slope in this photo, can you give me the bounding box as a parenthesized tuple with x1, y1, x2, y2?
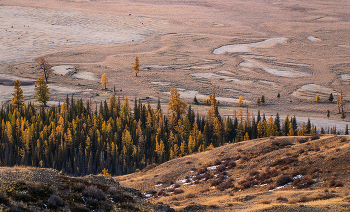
(0, 167, 174, 211)
(115, 135, 350, 211)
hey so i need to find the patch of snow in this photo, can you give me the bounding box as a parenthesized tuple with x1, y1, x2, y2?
(151, 82, 170, 86)
(177, 179, 186, 183)
(52, 65, 75, 75)
(74, 72, 95, 80)
(217, 70, 235, 75)
(144, 65, 173, 68)
(269, 182, 292, 191)
(307, 36, 321, 42)
(240, 58, 311, 77)
(293, 174, 303, 180)
(292, 84, 336, 100)
(184, 64, 218, 69)
(208, 165, 220, 170)
(213, 38, 288, 54)
(341, 74, 350, 81)
(144, 194, 153, 198)
(154, 183, 163, 187)
(339, 45, 350, 48)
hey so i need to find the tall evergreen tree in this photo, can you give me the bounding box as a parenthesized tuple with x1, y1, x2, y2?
(11, 80, 24, 110)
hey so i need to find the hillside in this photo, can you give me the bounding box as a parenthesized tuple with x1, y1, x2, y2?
(115, 135, 350, 211)
(0, 167, 174, 211)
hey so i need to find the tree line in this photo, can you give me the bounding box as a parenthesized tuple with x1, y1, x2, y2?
(2, 81, 346, 176)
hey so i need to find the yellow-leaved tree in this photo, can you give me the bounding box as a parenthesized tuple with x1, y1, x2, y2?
(238, 96, 243, 106)
(131, 56, 140, 77)
(168, 88, 187, 119)
(101, 73, 109, 90)
(34, 77, 50, 106)
(316, 94, 320, 102)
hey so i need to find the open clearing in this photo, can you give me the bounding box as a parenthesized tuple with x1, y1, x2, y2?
(0, 0, 349, 125)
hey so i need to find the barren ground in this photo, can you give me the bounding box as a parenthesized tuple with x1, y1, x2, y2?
(0, 0, 350, 130)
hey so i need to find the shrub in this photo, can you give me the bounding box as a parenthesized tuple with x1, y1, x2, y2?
(227, 161, 236, 169)
(311, 134, 320, 140)
(173, 189, 184, 194)
(217, 179, 235, 191)
(329, 180, 343, 188)
(0, 191, 8, 204)
(249, 170, 259, 176)
(12, 191, 32, 202)
(167, 188, 175, 193)
(174, 183, 181, 188)
(197, 167, 207, 175)
(185, 193, 195, 198)
(215, 164, 226, 173)
(272, 157, 298, 166)
(276, 197, 288, 203)
(214, 159, 222, 165)
(210, 179, 221, 187)
(275, 175, 292, 186)
(260, 200, 271, 204)
(83, 186, 106, 201)
(9, 201, 28, 212)
(292, 177, 314, 189)
(298, 138, 308, 143)
(202, 172, 213, 180)
(72, 182, 86, 192)
(47, 194, 64, 208)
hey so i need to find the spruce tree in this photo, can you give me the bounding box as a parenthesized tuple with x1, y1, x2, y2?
(345, 124, 349, 135)
(328, 93, 333, 102)
(11, 80, 24, 110)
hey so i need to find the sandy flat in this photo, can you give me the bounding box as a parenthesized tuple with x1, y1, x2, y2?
(0, 0, 349, 125)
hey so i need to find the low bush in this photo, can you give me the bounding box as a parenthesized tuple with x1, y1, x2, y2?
(214, 159, 222, 166)
(197, 167, 207, 175)
(292, 177, 314, 189)
(227, 161, 236, 169)
(260, 200, 271, 204)
(12, 191, 32, 202)
(298, 138, 308, 143)
(249, 170, 259, 176)
(276, 197, 288, 203)
(275, 175, 292, 187)
(173, 189, 184, 195)
(174, 183, 181, 188)
(185, 193, 195, 198)
(72, 182, 86, 192)
(329, 180, 343, 188)
(311, 134, 320, 140)
(217, 179, 235, 191)
(47, 194, 64, 208)
(10, 201, 28, 211)
(272, 157, 298, 166)
(83, 186, 106, 201)
(0, 191, 8, 204)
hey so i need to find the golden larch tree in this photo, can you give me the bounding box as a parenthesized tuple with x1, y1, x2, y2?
(101, 73, 109, 90)
(11, 80, 24, 110)
(34, 77, 50, 106)
(316, 94, 320, 102)
(238, 96, 243, 105)
(131, 56, 140, 77)
(168, 88, 187, 119)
